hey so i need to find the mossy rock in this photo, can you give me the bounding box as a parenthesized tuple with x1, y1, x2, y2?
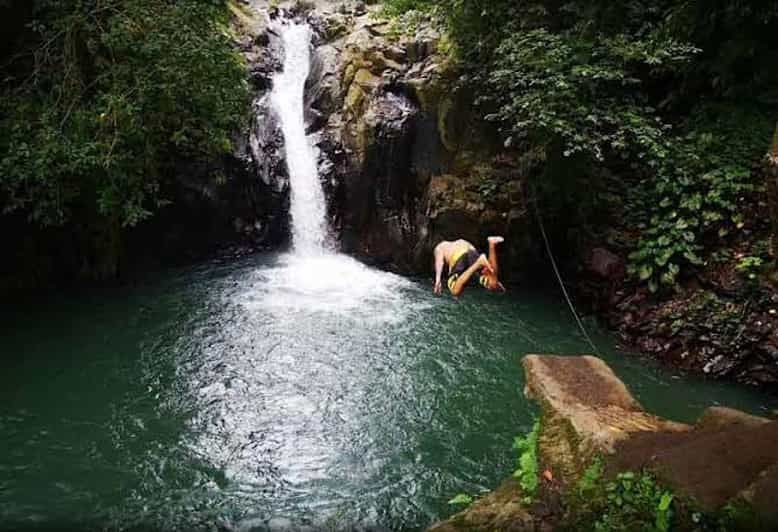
(427, 479, 535, 532)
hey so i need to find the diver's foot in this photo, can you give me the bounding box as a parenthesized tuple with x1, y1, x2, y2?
(488, 236, 505, 245)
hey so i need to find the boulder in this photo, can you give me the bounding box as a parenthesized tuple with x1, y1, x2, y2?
(307, 43, 343, 117)
(522, 355, 689, 485)
(739, 462, 778, 521)
(613, 419, 778, 512)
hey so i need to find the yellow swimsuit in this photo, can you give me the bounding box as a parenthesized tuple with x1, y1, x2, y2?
(447, 245, 487, 293)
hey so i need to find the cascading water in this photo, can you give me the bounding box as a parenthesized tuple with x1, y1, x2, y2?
(250, 22, 414, 311)
(271, 23, 329, 254)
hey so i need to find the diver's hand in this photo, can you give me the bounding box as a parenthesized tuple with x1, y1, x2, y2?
(434, 279, 442, 294)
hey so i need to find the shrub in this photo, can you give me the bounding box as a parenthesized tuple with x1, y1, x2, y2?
(512, 420, 540, 502)
(380, 0, 778, 293)
(0, 0, 249, 228)
(627, 106, 774, 292)
(566, 465, 675, 532)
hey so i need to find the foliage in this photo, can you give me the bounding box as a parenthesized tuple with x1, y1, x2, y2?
(0, 0, 248, 228)
(381, 0, 778, 294)
(565, 459, 773, 531)
(381, 0, 433, 18)
(512, 420, 540, 502)
(576, 456, 604, 495)
(736, 256, 764, 282)
(482, 30, 694, 165)
(477, 178, 498, 199)
(627, 106, 774, 292)
(447, 493, 473, 507)
(385, 8, 435, 41)
(567, 467, 675, 532)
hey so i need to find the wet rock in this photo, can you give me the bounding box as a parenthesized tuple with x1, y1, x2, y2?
(404, 27, 440, 63)
(307, 43, 342, 118)
(224, 0, 290, 246)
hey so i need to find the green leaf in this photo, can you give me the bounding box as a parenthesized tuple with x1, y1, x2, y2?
(448, 493, 473, 506)
(658, 492, 673, 511)
(683, 251, 703, 265)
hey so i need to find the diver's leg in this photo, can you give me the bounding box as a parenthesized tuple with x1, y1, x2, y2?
(487, 236, 504, 276)
(450, 254, 491, 296)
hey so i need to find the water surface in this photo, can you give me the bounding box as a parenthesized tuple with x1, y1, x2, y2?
(1, 252, 775, 531)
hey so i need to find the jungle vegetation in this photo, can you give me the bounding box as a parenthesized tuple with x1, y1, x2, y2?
(384, 0, 778, 293)
(0, 0, 248, 275)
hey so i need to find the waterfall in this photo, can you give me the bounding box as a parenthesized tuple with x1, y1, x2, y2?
(271, 23, 329, 255)
(254, 21, 412, 310)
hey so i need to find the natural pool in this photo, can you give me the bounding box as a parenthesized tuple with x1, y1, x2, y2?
(1, 252, 776, 531)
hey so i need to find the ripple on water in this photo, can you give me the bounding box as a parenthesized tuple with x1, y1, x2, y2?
(1, 252, 777, 531)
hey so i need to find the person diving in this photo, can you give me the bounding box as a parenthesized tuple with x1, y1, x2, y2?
(433, 236, 506, 296)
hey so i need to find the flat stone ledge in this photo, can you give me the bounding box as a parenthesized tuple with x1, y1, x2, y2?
(522, 355, 688, 474)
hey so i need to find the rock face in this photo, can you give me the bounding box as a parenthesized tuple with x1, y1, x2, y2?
(127, 2, 291, 267)
(305, 5, 533, 274)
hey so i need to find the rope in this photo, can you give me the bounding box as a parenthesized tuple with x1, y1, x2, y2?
(532, 199, 599, 354)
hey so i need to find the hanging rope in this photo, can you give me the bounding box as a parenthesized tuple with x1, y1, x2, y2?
(531, 198, 599, 354)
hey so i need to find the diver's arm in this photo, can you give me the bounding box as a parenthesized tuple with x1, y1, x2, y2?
(433, 245, 445, 294)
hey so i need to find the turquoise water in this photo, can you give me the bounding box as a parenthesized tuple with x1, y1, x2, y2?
(1, 252, 775, 531)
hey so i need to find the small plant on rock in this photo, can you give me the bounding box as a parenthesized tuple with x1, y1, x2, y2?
(564, 463, 675, 532)
(447, 493, 473, 507)
(736, 256, 764, 283)
(513, 421, 540, 503)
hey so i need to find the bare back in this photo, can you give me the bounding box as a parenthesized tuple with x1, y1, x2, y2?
(436, 239, 476, 267)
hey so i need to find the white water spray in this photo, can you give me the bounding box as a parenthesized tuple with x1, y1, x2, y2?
(250, 22, 417, 313)
(271, 23, 328, 255)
